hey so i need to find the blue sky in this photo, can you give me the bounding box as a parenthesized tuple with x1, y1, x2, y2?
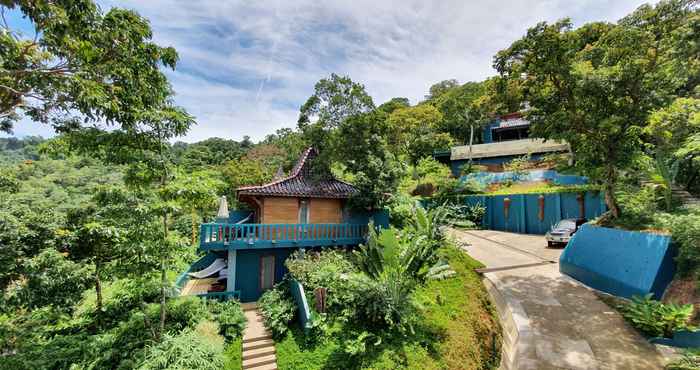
(4, 0, 655, 143)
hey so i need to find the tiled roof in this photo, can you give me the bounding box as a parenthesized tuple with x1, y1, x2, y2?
(237, 147, 358, 199)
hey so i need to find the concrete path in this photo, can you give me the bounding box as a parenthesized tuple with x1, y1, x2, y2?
(449, 228, 666, 370)
(241, 303, 277, 370)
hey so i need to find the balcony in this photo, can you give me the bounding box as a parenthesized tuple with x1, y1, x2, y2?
(199, 223, 369, 250)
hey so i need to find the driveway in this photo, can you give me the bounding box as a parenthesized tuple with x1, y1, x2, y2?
(449, 228, 666, 370)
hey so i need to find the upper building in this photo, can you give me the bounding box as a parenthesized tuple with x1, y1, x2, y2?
(435, 112, 570, 175)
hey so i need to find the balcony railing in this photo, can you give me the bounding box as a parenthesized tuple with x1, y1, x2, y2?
(199, 223, 369, 250)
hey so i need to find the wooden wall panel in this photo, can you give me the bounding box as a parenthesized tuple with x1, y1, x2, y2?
(309, 199, 342, 224)
(262, 197, 299, 224)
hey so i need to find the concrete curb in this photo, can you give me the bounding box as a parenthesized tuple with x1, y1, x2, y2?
(483, 274, 533, 370)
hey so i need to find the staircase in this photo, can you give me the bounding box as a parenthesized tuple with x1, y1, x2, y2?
(241, 303, 277, 370)
(671, 184, 700, 208)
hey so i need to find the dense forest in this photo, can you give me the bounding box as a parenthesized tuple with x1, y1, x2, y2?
(0, 0, 699, 368)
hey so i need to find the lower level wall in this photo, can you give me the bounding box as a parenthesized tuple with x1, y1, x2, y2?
(466, 191, 606, 235)
(234, 248, 295, 302)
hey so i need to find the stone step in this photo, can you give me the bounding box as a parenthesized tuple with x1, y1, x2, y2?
(242, 354, 276, 369)
(243, 338, 275, 350)
(243, 334, 273, 343)
(242, 346, 276, 360)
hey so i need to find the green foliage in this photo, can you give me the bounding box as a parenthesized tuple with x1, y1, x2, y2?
(620, 294, 694, 338)
(666, 350, 700, 370)
(670, 212, 700, 276)
(138, 321, 225, 370)
(275, 244, 501, 370)
(223, 338, 243, 370)
(286, 250, 359, 318)
(3, 248, 93, 312)
(335, 111, 404, 209)
(494, 1, 700, 217)
(258, 283, 297, 338)
(386, 193, 418, 228)
(208, 300, 246, 341)
(1, 0, 192, 134)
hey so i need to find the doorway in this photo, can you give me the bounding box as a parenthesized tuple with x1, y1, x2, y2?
(260, 255, 275, 291)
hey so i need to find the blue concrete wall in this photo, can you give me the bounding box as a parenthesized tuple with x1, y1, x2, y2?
(482, 121, 499, 143)
(346, 209, 390, 229)
(559, 224, 676, 299)
(235, 248, 295, 302)
(465, 191, 606, 234)
(449, 153, 549, 177)
(462, 170, 588, 186)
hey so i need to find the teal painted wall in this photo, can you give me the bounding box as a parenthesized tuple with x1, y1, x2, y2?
(560, 224, 676, 299)
(234, 248, 296, 302)
(465, 191, 606, 234)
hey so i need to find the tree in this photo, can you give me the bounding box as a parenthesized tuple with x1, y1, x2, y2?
(298, 74, 376, 176)
(494, 1, 698, 217)
(298, 74, 375, 130)
(387, 104, 452, 165)
(162, 170, 222, 246)
(0, 0, 186, 134)
(646, 97, 700, 193)
(69, 220, 122, 326)
(425, 79, 459, 100)
(336, 111, 403, 209)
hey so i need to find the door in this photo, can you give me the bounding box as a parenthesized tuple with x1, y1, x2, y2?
(260, 255, 275, 291)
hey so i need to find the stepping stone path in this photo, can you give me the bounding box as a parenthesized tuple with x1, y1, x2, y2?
(241, 303, 277, 370)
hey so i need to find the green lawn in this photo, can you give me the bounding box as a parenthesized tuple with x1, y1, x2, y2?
(274, 245, 501, 370)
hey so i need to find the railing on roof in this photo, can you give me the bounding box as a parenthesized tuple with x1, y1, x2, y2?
(199, 222, 369, 250)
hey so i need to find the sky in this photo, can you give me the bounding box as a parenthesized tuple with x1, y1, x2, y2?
(4, 0, 655, 143)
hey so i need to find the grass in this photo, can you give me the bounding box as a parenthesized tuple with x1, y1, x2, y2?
(223, 337, 242, 370)
(274, 243, 501, 370)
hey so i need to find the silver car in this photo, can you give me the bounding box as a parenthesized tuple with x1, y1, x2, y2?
(545, 218, 586, 248)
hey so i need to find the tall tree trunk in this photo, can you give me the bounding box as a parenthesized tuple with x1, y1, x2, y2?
(604, 164, 621, 218)
(159, 211, 168, 339)
(95, 260, 103, 328)
(191, 210, 197, 246)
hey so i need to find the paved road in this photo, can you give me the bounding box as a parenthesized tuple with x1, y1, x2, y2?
(449, 228, 666, 370)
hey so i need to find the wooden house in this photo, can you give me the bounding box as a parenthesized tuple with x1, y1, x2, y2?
(177, 148, 387, 302)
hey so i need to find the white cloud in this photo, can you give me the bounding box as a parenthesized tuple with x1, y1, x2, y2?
(7, 0, 655, 142)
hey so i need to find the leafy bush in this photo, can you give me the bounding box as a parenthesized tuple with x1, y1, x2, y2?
(666, 350, 700, 370)
(620, 294, 694, 338)
(285, 249, 359, 317)
(386, 193, 418, 228)
(209, 300, 246, 340)
(670, 213, 700, 277)
(258, 283, 297, 338)
(139, 321, 225, 370)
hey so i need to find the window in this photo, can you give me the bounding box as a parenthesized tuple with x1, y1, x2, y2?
(299, 199, 309, 224)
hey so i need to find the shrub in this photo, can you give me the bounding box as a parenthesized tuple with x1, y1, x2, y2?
(670, 213, 700, 277)
(258, 283, 296, 338)
(387, 193, 418, 228)
(138, 321, 225, 370)
(209, 300, 246, 340)
(666, 350, 700, 370)
(620, 294, 694, 338)
(285, 250, 359, 317)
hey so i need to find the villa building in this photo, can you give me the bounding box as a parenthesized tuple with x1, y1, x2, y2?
(177, 147, 387, 302)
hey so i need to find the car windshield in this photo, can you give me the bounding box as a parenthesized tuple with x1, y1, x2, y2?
(555, 220, 576, 229)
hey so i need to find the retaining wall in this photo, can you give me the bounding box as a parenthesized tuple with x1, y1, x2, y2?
(465, 191, 606, 235)
(559, 224, 676, 299)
